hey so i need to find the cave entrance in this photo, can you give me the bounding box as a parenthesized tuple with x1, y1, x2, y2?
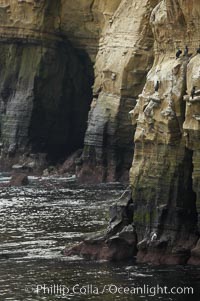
(29, 42, 94, 165)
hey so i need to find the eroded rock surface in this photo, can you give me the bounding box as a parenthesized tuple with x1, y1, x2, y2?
(64, 189, 138, 261)
(0, 0, 93, 170)
(78, 0, 157, 183)
(129, 0, 200, 265)
(66, 0, 200, 264)
(1, 0, 200, 265)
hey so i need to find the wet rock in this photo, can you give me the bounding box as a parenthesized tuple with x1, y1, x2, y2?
(10, 173, 29, 186)
(137, 237, 195, 265)
(42, 169, 50, 177)
(65, 233, 137, 261)
(59, 149, 82, 175)
(64, 188, 138, 261)
(108, 189, 134, 236)
(76, 164, 106, 184)
(12, 164, 24, 171)
(11, 153, 48, 174)
(188, 239, 200, 265)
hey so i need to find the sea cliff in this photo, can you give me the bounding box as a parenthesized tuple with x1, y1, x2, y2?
(0, 0, 200, 265)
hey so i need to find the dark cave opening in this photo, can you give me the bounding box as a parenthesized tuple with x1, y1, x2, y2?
(29, 42, 94, 164)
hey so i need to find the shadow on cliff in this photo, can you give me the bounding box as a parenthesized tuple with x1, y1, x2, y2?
(29, 40, 94, 164)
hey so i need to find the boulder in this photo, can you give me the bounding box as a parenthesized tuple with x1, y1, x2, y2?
(10, 173, 29, 186)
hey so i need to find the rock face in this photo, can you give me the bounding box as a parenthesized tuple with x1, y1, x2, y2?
(129, 0, 200, 264)
(60, 0, 122, 61)
(78, 0, 157, 183)
(0, 0, 93, 170)
(65, 190, 138, 261)
(65, 0, 200, 265)
(0, 0, 156, 179)
(1, 0, 200, 265)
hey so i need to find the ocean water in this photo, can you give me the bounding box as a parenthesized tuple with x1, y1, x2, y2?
(0, 178, 199, 301)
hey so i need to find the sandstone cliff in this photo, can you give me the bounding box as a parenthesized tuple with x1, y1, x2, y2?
(78, 0, 157, 182)
(1, 0, 200, 265)
(129, 0, 200, 264)
(0, 0, 93, 170)
(64, 0, 200, 265)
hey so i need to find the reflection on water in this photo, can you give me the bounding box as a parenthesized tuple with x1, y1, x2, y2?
(0, 178, 200, 301)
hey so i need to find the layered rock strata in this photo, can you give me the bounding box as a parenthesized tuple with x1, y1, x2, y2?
(1, 0, 200, 266)
(65, 0, 200, 265)
(78, 0, 158, 183)
(129, 0, 200, 264)
(0, 0, 93, 170)
(60, 0, 122, 61)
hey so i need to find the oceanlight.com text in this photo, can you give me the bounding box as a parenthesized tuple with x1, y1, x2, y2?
(25, 283, 194, 297)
